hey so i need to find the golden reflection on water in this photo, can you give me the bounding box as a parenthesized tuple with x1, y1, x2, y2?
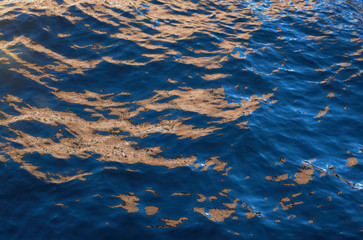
(0, 32, 274, 226)
(0, 0, 270, 69)
(0, 0, 361, 233)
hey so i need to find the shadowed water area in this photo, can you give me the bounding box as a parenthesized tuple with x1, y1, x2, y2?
(0, 0, 362, 239)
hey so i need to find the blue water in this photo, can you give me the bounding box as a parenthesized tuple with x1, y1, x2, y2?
(0, 0, 362, 239)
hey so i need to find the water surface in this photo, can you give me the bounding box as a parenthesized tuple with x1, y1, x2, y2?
(0, 0, 362, 239)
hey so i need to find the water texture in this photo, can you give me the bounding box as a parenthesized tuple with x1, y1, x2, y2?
(0, 0, 362, 239)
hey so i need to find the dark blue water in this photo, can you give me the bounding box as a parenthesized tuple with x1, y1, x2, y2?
(0, 0, 362, 239)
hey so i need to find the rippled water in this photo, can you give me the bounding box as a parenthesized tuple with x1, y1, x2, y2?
(0, 0, 362, 239)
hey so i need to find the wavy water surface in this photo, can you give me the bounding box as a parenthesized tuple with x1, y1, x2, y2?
(0, 0, 362, 239)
